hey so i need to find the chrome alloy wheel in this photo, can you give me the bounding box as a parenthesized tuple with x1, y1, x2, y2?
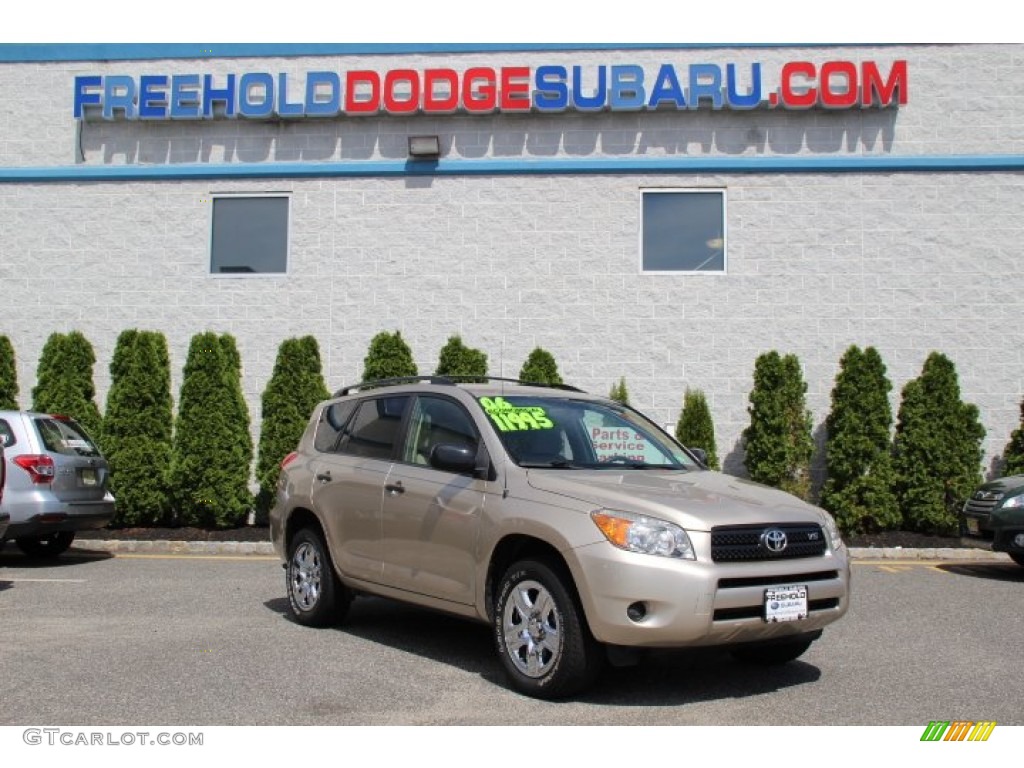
(501, 579, 561, 678)
(289, 541, 323, 612)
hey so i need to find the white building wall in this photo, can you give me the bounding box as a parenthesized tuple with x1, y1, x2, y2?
(1, 44, 1021, 481)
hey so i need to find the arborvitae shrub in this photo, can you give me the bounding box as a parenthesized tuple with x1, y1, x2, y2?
(742, 351, 814, 500)
(675, 388, 720, 469)
(609, 377, 630, 404)
(519, 347, 563, 386)
(220, 334, 254, 519)
(0, 335, 18, 409)
(435, 335, 488, 380)
(819, 346, 900, 533)
(1003, 399, 1024, 477)
(102, 330, 173, 526)
(362, 330, 417, 381)
(893, 352, 985, 534)
(256, 336, 330, 519)
(169, 332, 253, 528)
(31, 330, 103, 437)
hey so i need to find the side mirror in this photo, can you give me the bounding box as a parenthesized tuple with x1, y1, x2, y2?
(429, 443, 478, 475)
(688, 447, 708, 466)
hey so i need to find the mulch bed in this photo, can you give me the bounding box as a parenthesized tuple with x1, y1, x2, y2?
(84, 526, 963, 548)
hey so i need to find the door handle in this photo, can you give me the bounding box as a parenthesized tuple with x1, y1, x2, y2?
(315, 471, 332, 483)
(384, 481, 405, 495)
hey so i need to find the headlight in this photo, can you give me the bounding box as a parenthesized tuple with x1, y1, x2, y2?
(591, 509, 695, 560)
(822, 512, 845, 551)
(1002, 494, 1024, 509)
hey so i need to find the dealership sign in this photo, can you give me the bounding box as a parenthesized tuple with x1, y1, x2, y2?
(73, 60, 907, 120)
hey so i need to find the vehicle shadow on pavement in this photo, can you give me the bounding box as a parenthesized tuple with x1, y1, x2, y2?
(586, 650, 821, 706)
(0, 548, 113, 568)
(936, 562, 1024, 582)
(263, 594, 822, 705)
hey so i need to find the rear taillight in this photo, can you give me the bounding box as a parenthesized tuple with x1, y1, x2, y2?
(280, 452, 299, 470)
(13, 454, 56, 484)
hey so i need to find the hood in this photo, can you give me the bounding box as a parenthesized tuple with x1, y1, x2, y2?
(526, 468, 826, 531)
(973, 475, 1024, 497)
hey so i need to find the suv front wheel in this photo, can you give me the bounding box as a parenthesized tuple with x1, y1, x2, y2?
(494, 559, 603, 699)
(286, 527, 350, 627)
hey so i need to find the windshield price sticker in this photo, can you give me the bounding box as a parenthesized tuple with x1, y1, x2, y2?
(479, 397, 554, 432)
(764, 584, 808, 623)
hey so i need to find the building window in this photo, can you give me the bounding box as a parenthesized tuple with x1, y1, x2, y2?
(210, 195, 289, 274)
(641, 190, 726, 273)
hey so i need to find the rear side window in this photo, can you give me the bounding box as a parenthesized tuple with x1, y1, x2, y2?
(337, 396, 410, 460)
(314, 401, 357, 453)
(33, 417, 101, 457)
(0, 418, 14, 448)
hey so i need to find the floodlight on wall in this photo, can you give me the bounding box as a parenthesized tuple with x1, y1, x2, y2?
(408, 135, 441, 159)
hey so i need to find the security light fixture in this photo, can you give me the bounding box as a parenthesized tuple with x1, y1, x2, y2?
(408, 135, 441, 159)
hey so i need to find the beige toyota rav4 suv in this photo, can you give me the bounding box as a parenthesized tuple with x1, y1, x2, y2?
(270, 377, 849, 698)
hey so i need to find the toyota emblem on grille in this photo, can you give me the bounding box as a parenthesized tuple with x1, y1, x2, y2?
(761, 528, 788, 553)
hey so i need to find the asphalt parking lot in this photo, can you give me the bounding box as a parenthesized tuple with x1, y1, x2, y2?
(0, 546, 1021, 726)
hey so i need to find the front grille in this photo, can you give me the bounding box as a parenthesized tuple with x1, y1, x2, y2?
(718, 570, 839, 590)
(963, 498, 999, 516)
(711, 523, 827, 562)
(714, 598, 840, 622)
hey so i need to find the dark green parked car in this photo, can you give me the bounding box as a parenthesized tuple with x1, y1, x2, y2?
(960, 475, 1024, 567)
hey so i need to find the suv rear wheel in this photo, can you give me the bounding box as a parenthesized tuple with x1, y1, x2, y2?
(286, 527, 350, 627)
(16, 531, 75, 558)
(494, 559, 603, 699)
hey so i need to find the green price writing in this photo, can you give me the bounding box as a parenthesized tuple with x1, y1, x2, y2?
(480, 397, 554, 432)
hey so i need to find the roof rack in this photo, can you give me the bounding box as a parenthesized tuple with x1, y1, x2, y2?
(333, 375, 585, 397)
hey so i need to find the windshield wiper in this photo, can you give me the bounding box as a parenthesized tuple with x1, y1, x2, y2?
(517, 459, 580, 469)
(596, 461, 679, 470)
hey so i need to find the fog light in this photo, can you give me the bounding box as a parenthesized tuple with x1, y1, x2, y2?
(1013, 533, 1024, 548)
(626, 602, 647, 622)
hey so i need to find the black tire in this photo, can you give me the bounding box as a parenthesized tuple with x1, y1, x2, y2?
(16, 531, 76, 558)
(285, 527, 350, 627)
(731, 636, 815, 665)
(494, 559, 604, 699)
(1009, 553, 1024, 568)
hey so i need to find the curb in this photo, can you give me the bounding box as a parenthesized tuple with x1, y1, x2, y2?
(74, 539, 276, 556)
(70, 540, 1014, 562)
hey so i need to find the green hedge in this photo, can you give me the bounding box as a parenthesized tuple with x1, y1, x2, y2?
(101, 330, 174, 526)
(0, 335, 18, 410)
(675, 388, 719, 470)
(742, 351, 813, 500)
(893, 352, 984, 534)
(819, 346, 900, 533)
(256, 336, 330, 520)
(31, 331, 102, 437)
(169, 332, 253, 528)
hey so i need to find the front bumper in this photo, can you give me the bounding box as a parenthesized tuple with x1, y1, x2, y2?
(960, 508, 1024, 555)
(569, 540, 850, 648)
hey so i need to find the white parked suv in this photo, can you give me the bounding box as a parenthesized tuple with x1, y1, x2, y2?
(270, 377, 850, 698)
(0, 411, 115, 558)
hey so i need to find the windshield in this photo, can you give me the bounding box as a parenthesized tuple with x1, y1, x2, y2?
(477, 395, 699, 469)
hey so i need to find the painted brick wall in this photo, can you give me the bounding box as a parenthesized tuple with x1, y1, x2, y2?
(1, 44, 1021, 487)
